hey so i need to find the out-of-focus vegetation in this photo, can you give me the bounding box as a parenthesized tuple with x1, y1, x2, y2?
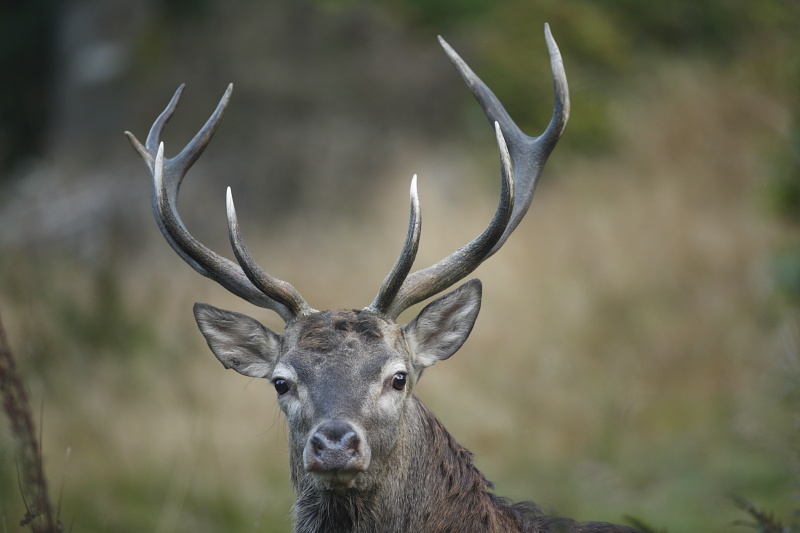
(1, 0, 798, 531)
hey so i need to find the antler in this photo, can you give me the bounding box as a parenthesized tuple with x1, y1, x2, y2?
(125, 84, 311, 323)
(374, 23, 570, 319)
(128, 24, 567, 323)
(369, 176, 423, 313)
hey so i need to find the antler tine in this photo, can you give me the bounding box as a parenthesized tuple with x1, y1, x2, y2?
(126, 85, 298, 323)
(125, 84, 184, 172)
(146, 83, 186, 164)
(385, 123, 514, 318)
(226, 188, 315, 319)
(369, 176, 422, 314)
(439, 24, 569, 258)
(382, 25, 569, 318)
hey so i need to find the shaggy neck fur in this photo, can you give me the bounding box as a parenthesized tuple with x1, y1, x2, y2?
(287, 395, 641, 533)
(289, 395, 551, 533)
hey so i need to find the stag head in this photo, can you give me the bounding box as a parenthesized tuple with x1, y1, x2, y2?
(126, 24, 568, 498)
(193, 279, 482, 492)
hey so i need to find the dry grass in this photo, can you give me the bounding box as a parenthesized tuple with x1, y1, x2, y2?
(1, 58, 796, 532)
(0, 315, 60, 532)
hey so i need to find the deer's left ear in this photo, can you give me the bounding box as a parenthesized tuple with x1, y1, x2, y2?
(402, 279, 482, 369)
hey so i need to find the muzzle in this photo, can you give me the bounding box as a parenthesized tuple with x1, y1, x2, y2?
(303, 419, 370, 484)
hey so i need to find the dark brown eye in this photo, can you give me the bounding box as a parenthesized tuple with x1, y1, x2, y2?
(273, 378, 290, 395)
(391, 373, 407, 391)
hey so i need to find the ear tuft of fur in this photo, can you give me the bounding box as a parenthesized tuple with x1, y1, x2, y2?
(193, 302, 283, 378)
(403, 279, 482, 369)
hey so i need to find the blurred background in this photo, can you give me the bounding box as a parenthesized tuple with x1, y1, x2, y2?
(1, 0, 798, 531)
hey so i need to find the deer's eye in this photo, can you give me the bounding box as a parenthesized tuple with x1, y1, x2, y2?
(391, 373, 407, 391)
(273, 378, 291, 396)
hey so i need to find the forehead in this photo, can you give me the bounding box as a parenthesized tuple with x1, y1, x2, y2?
(282, 310, 404, 379)
(294, 310, 388, 350)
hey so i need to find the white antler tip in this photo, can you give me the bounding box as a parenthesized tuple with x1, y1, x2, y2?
(544, 23, 555, 43)
(410, 175, 419, 204)
(437, 35, 459, 60)
(153, 142, 166, 188)
(226, 186, 237, 218)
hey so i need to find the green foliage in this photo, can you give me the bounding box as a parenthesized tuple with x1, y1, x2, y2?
(159, 0, 214, 21)
(49, 263, 157, 358)
(765, 123, 800, 215)
(471, 0, 632, 153)
(771, 247, 800, 304)
(731, 496, 800, 533)
(0, 250, 159, 376)
(599, 0, 778, 56)
(382, 0, 494, 28)
(373, 0, 800, 155)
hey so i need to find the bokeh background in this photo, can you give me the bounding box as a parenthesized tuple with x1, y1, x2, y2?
(1, 0, 798, 531)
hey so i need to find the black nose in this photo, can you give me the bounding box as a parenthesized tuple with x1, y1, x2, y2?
(307, 420, 361, 472)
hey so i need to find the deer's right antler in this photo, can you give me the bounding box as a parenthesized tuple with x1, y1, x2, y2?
(125, 84, 312, 323)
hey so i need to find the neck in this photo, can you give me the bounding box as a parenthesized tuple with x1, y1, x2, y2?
(289, 395, 547, 533)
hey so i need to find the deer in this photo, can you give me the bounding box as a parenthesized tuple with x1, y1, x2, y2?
(126, 24, 641, 533)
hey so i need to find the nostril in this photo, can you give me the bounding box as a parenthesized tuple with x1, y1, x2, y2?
(341, 431, 359, 455)
(311, 435, 325, 455)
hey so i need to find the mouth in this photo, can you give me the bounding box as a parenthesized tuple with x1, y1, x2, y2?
(309, 467, 362, 487)
(302, 419, 371, 487)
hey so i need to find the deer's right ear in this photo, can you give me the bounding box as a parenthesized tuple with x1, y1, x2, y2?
(193, 302, 283, 378)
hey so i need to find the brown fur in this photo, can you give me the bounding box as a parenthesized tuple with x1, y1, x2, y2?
(296, 311, 386, 353)
(291, 394, 639, 533)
